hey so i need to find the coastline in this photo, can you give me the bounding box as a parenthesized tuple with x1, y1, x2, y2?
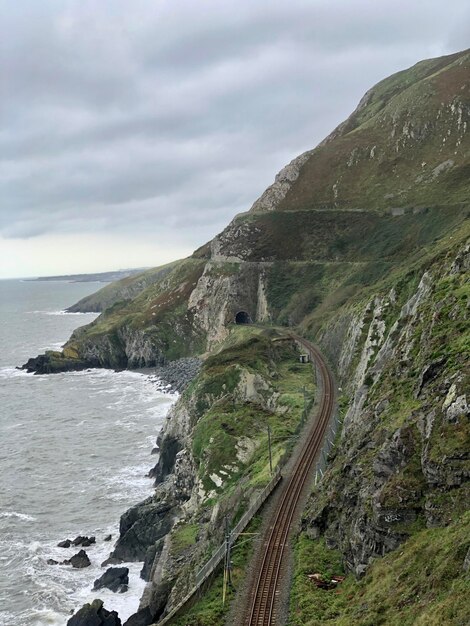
(64, 359, 202, 625)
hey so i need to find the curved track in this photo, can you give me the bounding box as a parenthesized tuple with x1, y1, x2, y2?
(245, 335, 335, 626)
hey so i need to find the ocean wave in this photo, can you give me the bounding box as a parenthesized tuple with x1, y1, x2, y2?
(17, 522, 146, 624)
(0, 511, 37, 522)
(40, 342, 64, 352)
(0, 366, 33, 379)
(27, 608, 65, 626)
(26, 310, 97, 316)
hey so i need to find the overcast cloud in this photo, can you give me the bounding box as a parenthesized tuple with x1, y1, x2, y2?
(1, 0, 469, 277)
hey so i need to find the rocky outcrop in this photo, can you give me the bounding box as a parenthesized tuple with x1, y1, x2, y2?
(72, 535, 96, 547)
(67, 599, 121, 626)
(108, 498, 177, 563)
(187, 261, 268, 345)
(93, 567, 129, 593)
(67, 550, 91, 569)
(249, 151, 312, 213)
(20, 352, 91, 374)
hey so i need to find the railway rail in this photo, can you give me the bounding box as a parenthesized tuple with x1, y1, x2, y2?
(244, 335, 336, 626)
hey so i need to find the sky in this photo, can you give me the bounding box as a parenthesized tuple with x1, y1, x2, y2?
(1, 1, 469, 278)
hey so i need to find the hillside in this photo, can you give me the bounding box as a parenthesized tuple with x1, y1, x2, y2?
(24, 49, 469, 626)
(66, 261, 181, 313)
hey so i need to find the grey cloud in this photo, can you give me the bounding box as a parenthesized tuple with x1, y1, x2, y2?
(1, 0, 469, 256)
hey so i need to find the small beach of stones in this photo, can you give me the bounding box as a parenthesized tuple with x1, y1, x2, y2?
(148, 357, 202, 392)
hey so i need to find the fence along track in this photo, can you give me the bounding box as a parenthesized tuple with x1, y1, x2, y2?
(157, 470, 281, 626)
(245, 336, 335, 625)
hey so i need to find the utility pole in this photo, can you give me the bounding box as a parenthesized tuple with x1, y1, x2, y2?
(267, 424, 273, 476)
(300, 385, 308, 425)
(222, 516, 232, 605)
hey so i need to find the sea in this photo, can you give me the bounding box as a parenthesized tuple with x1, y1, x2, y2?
(0, 279, 177, 626)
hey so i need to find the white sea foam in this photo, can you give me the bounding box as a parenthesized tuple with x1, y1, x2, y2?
(0, 366, 33, 379)
(28, 609, 64, 626)
(29, 521, 148, 624)
(27, 310, 96, 316)
(28, 540, 42, 552)
(0, 346, 177, 625)
(0, 511, 37, 522)
(40, 342, 64, 351)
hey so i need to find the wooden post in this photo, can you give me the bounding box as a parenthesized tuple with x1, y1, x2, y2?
(223, 516, 232, 604)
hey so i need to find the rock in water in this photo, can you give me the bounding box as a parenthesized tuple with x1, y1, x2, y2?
(72, 535, 96, 547)
(93, 567, 129, 593)
(69, 549, 91, 568)
(67, 599, 121, 626)
(58, 539, 72, 548)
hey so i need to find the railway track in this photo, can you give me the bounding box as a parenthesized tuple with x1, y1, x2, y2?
(244, 335, 336, 626)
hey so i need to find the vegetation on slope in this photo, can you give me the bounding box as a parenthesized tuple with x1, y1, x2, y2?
(276, 50, 470, 213)
(151, 326, 316, 622)
(190, 329, 314, 494)
(289, 229, 469, 623)
(290, 513, 470, 626)
(66, 260, 180, 312)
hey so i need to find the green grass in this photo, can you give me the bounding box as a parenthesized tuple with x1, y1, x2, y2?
(289, 513, 470, 626)
(171, 523, 199, 555)
(170, 516, 263, 626)
(191, 332, 314, 494)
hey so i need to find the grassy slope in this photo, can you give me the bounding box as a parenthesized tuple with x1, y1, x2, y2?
(65, 258, 207, 361)
(189, 327, 314, 496)
(290, 514, 470, 626)
(170, 515, 263, 626)
(66, 260, 181, 312)
(276, 49, 470, 213)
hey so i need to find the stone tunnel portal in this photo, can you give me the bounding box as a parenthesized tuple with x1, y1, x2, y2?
(235, 310, 251, 325)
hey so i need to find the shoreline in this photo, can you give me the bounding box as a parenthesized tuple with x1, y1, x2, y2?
(63, 359, 201, 625)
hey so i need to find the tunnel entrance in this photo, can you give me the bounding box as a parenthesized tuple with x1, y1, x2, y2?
(235, 310, 251, 325)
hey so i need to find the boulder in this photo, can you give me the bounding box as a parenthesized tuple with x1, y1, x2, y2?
(72, 535, 96, 547)
(58, 539, 72, 548)
(67, 599, 121, 626)
(47, 558, 59, 565)
(104, 534, 113, 542)
(93, 567, 129, 593)
(67, 549, 91, 568)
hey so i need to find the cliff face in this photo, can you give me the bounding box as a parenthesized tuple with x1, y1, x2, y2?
(303, 241, 469, 577)
(287, 239, 469, 626)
